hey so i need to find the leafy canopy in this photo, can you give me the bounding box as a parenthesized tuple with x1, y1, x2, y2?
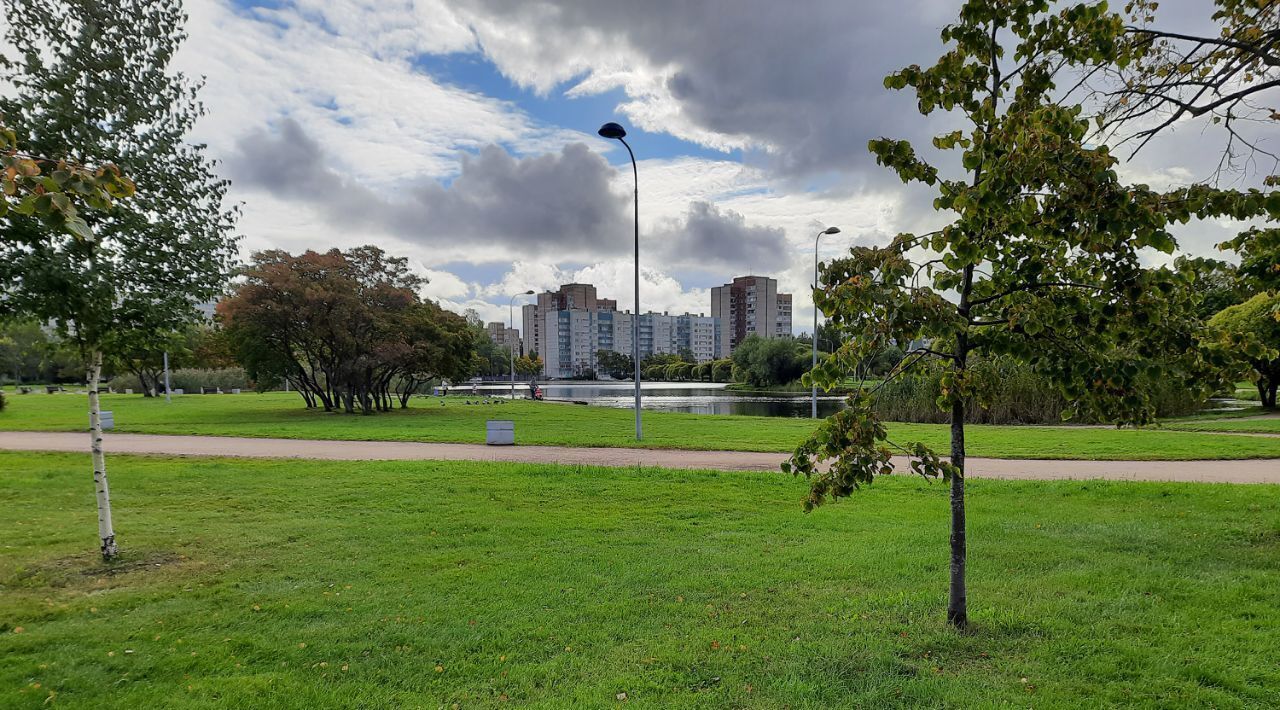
(785, 0, 1272, 510)
(0, 0, 239, 357)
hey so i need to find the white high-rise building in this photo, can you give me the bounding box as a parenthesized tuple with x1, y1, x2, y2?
(539, 308, 720, 378)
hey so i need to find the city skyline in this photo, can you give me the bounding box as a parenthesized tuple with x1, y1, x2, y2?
(499, 278, 793, 376)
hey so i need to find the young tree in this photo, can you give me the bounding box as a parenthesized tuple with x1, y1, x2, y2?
(1209, 292, 1280, 408)
(0, 0, 239, 560)
(785, 0, 1265, 629)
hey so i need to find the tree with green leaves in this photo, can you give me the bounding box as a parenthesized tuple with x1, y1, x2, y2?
(785, 0, 1269, 629)
(0, 0, 239, 560)
(731, 335, 807, 387)
(0, 318, 51, 385)
(1209, 292, 1280, 408)
(220, 247, 474, 413)
(515, 354, 544, 378)
(1093, 1, 1277, 309)
(1097, 0, 1279, 167)
(596, 349, 633, 380)
(106, 329, 191, 397)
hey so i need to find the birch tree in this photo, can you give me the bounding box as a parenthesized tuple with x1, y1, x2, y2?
(0, 0, 238, 560)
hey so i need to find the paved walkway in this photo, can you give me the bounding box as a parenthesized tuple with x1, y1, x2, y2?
(2, 431, 1277, 484)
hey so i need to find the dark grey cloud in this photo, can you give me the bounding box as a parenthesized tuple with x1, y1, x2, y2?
(655, 201, 788, 271)
(231, 119, 630, 257)
(460, 0, 955, 180)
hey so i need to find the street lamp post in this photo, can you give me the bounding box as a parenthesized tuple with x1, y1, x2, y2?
(598, 121, 642, 440)
(812, 226, 841, 418)
(510, 290, 535, 400)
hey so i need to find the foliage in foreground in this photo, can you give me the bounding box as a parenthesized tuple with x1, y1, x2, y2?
(786, 0, 1275, 629)
(1, 0, 239, 561)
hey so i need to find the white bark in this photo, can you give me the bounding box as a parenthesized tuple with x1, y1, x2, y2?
(87, 350, 118, 560)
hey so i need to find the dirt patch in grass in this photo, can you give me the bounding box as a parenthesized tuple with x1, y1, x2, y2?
(7, 550, 192, 589)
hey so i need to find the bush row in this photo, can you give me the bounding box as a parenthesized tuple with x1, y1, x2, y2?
(109, 367, 250, 394)
(869, 358, 1203, 425)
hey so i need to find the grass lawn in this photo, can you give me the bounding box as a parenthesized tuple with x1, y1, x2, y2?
(2, 453, 1278, 708)
(1163, 414, 1280, 434)
(2, 391, 1279, 460)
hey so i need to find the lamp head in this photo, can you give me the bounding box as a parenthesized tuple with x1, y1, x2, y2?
(524, 290, 535, 295)
(822, 226, 841, 235)
(598, 122, 627, 140)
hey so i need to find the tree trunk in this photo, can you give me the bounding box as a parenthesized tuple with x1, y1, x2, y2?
(87, 350, 119, 561)
(1259, 372, 1278, 409)
(947, 395, 967, 629)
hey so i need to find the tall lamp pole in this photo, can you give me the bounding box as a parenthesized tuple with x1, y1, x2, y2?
(163, 351, 172, 403)
(812, 226, 841, 418)
(599, 121, 642, 440)
(510, 290, 535, 400)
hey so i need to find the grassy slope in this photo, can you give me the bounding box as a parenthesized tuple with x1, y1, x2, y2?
(1, 391, 1278, 460)
(2, 453, 1278, 708)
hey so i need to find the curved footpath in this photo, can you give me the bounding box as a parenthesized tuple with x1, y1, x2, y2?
(1, 431, 1276, 484)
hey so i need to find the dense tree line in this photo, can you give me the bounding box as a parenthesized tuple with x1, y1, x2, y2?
(219, 247, 475, 414)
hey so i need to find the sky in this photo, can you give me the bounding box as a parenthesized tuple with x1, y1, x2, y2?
(145, 0, 1275, 333)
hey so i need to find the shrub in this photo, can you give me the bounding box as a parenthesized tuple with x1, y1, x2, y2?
(870, 357, 1203, 425)
(731, 335, 808, 387)
(111, 367, 249, 394)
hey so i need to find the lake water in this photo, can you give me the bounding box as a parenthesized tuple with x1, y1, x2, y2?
(471, 381, 847, 417)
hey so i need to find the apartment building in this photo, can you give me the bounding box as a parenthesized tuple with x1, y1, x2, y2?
(484, 322, 521, 354)
(539, 308, 720, 378)
(677, 313, 719, 362)
(521, 283, 617, 361)
(524, 282, 730, 377)
(710, 275, 793, 358)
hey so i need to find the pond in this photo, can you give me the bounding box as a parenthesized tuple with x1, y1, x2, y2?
(470, 380, 847, 417)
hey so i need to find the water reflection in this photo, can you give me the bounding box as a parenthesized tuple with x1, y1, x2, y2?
(472, 381, 846, 417)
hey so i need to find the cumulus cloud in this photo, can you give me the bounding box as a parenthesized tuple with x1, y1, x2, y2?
(447, 0, 956, 178)
(653, 201, 788, 272)
(230, 119, 630, 259)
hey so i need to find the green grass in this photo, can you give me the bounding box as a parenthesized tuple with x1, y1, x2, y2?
(2, 452, 1278, 708)
(1163, 417, 1280, 434)
(1, 391, 1278, 460)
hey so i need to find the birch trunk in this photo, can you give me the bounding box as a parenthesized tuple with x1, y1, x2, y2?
(87, 350, 119, 560)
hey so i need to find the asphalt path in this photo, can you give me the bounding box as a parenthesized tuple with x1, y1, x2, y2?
(1, 431, 1277, 484)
